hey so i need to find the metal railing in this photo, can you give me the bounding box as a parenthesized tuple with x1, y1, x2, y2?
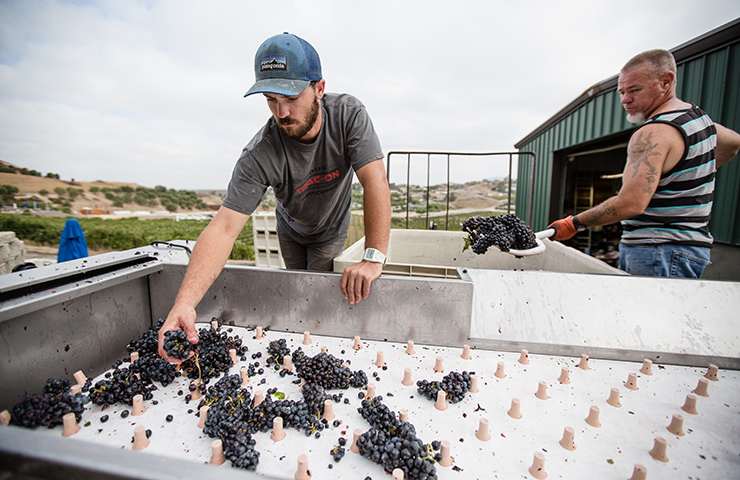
(385, 150, 537, 230)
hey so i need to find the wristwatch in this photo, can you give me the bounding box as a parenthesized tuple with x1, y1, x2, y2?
(362, 248, 386, 264)
(572, 215, 586, 232)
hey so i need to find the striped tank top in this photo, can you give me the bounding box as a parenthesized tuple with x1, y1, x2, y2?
(621, 106, 716, 247)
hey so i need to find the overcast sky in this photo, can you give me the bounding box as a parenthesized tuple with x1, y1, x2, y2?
(1, 1, 738, 189)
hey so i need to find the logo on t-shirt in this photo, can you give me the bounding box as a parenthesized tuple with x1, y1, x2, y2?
(295, 169, 341, 194)
(260, 56, 287, 72)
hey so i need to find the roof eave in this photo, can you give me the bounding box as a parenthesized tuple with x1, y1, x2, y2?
(514, 17, 740, 149)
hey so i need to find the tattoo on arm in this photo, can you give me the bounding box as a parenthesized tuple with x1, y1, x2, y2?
(578, 199, 619, 227)
(627, 130, 661, 193)
(642, 162, 658, 193)
(628, 131, 658, 179)
(576, 128, 667, 228)
(593, 203, 617, 223)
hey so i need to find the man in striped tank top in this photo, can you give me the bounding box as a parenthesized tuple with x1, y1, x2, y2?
(549, 49, 740, 278)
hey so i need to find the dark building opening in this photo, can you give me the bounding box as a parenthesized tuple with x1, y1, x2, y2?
(549, 132, 632, 266)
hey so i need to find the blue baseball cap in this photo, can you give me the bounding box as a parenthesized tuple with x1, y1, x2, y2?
(244, 32, 322, 98)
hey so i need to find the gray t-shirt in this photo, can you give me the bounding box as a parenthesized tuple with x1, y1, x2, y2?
(223, 93, 383, 243)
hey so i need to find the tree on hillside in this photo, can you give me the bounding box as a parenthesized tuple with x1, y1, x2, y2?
(67, 188, 84, 200)
(17, 167, 42, 176)
(0, 185, 19, 204)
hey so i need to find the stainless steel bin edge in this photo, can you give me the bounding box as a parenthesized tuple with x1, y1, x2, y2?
(0, 424, 278, 480)
(149, 264, 474, 348)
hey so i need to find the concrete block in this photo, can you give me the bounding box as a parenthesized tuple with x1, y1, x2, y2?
(0, 232, 16, 243)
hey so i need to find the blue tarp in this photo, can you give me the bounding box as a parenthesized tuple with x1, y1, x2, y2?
(57, 218, 89, 262)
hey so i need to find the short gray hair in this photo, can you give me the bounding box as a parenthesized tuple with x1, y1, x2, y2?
(622, 49, 677, 77)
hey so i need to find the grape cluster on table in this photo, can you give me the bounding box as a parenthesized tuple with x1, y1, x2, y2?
(91, 319, 251, 407)
(10, 378, 85, 429)
(198, 372, 335, 470)
(462, 213, 537, 254)
(416, 371, 473, 404)
(357, 396, 439, 480)
(266, 338, 291, 367)
(180, 325, 248, 384)
(292, 348, 368, 389)
(89, 366, 156, 406)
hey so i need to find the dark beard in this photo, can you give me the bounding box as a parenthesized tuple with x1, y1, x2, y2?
(279, 97, 320, 141)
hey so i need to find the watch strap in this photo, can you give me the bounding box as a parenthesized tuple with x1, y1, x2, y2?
(362, 248, 386, 264)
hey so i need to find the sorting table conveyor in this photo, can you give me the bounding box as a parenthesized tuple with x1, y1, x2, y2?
(1, 243, 739, 480)
(3, 325, 739, 479)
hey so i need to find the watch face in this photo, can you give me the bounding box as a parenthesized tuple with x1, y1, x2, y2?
(363, 248, 383, 263)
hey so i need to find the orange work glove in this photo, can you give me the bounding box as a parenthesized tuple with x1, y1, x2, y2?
(547, 215, 578, 241)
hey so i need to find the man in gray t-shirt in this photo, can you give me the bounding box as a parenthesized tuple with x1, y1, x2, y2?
(157, 33, 391, 361)
(223, 91, 384, 250)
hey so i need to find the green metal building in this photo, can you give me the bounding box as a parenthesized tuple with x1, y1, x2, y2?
(514, 18, 740, 279)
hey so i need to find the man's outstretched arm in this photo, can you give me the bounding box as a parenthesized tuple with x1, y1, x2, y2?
(340, 160, 391, 305)
(158, 206, 248, 362)
(715, 123, 740, 167)
(549, 124, 676, 240)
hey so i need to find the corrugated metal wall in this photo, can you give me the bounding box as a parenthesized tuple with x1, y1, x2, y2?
(516, 41, 740, 245)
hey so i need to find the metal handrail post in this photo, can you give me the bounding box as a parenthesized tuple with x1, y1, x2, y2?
(425, 153, 430, 229)
(507, 153, 513, 214)
(445, 153, 450, 230)
(405, 153, 410, 229)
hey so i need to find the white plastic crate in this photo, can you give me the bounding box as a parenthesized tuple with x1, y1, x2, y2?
(251, 211, 285, 268)
(333, 229, 624, 278)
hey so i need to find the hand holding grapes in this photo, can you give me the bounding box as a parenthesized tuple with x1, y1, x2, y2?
(158, 303, 199, 364)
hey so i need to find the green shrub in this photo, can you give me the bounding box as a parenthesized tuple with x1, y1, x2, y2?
(22, 168, 42, 177)
(231, 241, 254, 260)
(0, 185, 19, 204)
(0, 214, 254, 260)
(67, 188, 83, 199)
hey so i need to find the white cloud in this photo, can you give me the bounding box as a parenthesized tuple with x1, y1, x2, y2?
(1, 0, 738, 188)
